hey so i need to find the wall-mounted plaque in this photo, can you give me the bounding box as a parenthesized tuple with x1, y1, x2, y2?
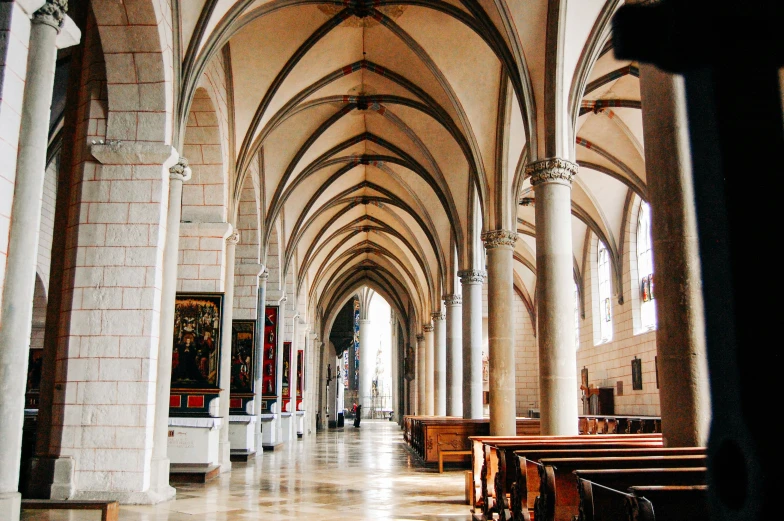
(631, 356, 643, 390)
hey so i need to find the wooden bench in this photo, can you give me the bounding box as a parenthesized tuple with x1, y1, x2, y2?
(626, 485, 708, 521)
(509, 447, 705, 521)
(22, 499, 119, 521)
(575, 468, 707, 521)
(472, 435, 663, 518)
(535, 455, 707, 521)
(438, 448, 472, 473)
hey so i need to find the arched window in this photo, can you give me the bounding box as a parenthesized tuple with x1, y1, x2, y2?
(597, 241, 613, 342)
(574, 282, 580, 349)
(637, 202, 657, 329)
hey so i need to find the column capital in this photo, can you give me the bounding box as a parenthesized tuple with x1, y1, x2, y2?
(525, 157, 578, 187)
(423, 324, 434, 333)
(169, 156, 192, 182)
(458, 269, 486, 285)
(259, 269, 270, 281)
(226, 231, 240, 245)
(481, 229, 518, 250)
(431, 311, 444, 321)
(443, 294, 462, 306)
(33, 0, 67, 30)
(416, 334, 424, 342)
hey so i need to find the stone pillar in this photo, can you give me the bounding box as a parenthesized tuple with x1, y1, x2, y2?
(459, 270, 485, 419)
(253, 271, 268, 447)
(218, 231, 239, 472)
(149, 157, 191, 500)
(445, 294, 463, 416)
(433, 311, 446, 415)
(358, 318, 373, 415)
(527, 159, 580, 435)
(416, 334, 426, 414)
(482, 231, 518, 435)
(390, 312, 400, 422)
(640, 65, 710, 447)
(0, 2, 66, 515)
(423, 323, 435, 415)
(288, 315, 299, 438)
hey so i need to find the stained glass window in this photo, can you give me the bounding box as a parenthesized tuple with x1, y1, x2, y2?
(637, 202, 657, 330)
(598, 241, 613, 342)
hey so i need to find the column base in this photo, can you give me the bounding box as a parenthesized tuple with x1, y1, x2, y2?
(22, 456, 75, 500)
(218, 440, 232, 473)
(0, 492, 21, 520)
(148, 457, 177, 503)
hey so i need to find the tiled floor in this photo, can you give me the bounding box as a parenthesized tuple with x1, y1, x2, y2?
(22, 420, 471, 520)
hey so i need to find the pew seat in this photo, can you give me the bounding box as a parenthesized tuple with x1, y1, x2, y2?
(626, 485, 709, 521)
(22, 499, 119, 521)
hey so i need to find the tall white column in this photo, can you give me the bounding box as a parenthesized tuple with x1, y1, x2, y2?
(482, 231, 518, 436)
(416, 334, 426, 414)
(423, 323, 435, 415)
(445, 294, 463, 416)
(433, 310, 446, 415)
(253, 271, 268, 449)
(288, 315, 299, 438)
(459, 270, 485, 419)
(390, 311, 400, 421)
(218, 231, 239, 471)
(0, 2, 66, 516)
(527, 159, 579, 435)
(358, 317, 373, 415)
(149, 157, 191, 500)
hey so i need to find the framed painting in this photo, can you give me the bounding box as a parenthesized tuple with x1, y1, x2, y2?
(580, 366, 589, 390)
(230, 320, 255, 394)
(262, 306, 279, 401)
(172, 293, 223, 389)
(631, 356, 643, 390)
(282, 341, 291, 399)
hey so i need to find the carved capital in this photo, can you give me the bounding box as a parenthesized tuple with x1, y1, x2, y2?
(431, 312, 444, 321)
(525, 157, 578, 186)
(481, 229, 518, 250)
(443, 294, 462, 306)
(259, 269, 269, 281)
(169, 156, 192, 182)
(33, 0, 67, 30)
(458, 269, 486, 285)
(226, 231, 240, 245)
(423, 324, 434, 333)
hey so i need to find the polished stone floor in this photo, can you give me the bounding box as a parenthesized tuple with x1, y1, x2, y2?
(22, 420, 471, 520)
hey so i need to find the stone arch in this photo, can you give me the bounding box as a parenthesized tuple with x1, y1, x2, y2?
(89, 0, 173, 143)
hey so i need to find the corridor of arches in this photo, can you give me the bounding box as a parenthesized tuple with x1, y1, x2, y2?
(0, 1, 771, 520)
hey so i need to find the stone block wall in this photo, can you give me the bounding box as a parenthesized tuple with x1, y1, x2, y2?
(576, 199, 660, 416)
(513, 294, 538, 416)
(177, 221, 230, 293)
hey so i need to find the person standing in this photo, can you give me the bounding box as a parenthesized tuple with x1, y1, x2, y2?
(354, 404, 362, 427)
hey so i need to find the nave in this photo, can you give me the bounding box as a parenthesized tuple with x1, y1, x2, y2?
(22, 421, 469, 521)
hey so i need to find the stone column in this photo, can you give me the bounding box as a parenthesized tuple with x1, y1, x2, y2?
(288, 315, 299, 438)
(149, 157, 191, 500)
(640, 65, 710, 447)
(527, 159, 580, 435)
(445, 294, 463, 416)
(459, 270, 485, 419)
(423, 323, 435, 415)
(0, 2, 66, 516)
(390, 311, 400, 422)
(482, 231, 518, 435)
(433, 311, 446, 415)
(416, 334, 426, 414)
(218, 231, 239, 472)
(253, 271, 268, 448)
(358, 317, 373, 415)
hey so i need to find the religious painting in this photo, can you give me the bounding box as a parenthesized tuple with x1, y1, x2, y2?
(353, 298, 360, 390)
(172, 294, 223, 389)
(262, 306, 279, 398)
(404, 345, 415, 381)
(580, 366, 589, 390)
(282, 342, 291, 399)
(641, 274, 654, 302)
(230, 320, 255, 394)
(26, 349, 43, 393)
(631, 357, 643, 390)
(296, 349, 304, 399)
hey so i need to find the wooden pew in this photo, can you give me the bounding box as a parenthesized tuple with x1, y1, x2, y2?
(626, 485, 708, 521)
(472, 435, 663, 518)
(509, 447, 705, 521)
(535, 455, 707, 521)
(575, 468, 707, 521)
(22, 499, 119, 521)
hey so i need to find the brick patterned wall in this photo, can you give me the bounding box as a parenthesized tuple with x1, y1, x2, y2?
(0, 1, 32, 315)
(177, 222, 230, 293)
(233, 169, 261, 320)
(577, 198, 659, 416)
(514, 294, 539, 415)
